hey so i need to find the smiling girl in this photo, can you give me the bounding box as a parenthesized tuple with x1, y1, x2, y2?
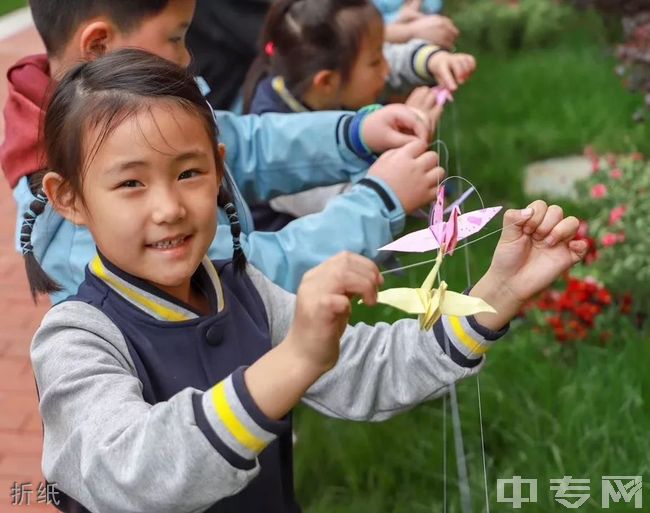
(27, 49, 587, 513)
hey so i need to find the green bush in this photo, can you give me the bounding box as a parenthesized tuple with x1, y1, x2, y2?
(451, 0, 573, 52)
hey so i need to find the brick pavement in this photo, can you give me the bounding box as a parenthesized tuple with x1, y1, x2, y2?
(0, 21, 57, 513)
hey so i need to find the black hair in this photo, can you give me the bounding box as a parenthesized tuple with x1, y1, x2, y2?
(28, 0, 170, 57)
(22, 48, 246, 302)
(242, 0, 382, 113)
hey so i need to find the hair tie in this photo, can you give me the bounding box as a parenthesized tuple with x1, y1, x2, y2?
(265, 41, 275, 57)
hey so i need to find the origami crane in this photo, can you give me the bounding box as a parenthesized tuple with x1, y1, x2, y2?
(380, 186, 502, 253)
(369, 187, 500, 329)
(434, 87, 454, 107)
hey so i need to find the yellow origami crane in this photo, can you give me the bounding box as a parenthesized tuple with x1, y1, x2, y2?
(366, 187, 497, 330)
(374, 250, 495, 330)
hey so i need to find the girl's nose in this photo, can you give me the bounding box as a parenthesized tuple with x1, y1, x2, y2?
(151, 188, 187, 224)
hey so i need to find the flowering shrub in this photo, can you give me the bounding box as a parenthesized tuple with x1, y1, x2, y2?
(522, 149, 646, 342)
(574, 149, 650, 313)
(524, 275, 634, 343)
(452, 0, 571, 52)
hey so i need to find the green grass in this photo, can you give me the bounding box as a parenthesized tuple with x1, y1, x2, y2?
(295, 327, 650, 512)
(0, 0, 26, 17)
(293, 7, 650, 513)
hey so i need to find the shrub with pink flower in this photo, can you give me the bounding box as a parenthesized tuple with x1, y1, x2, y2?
(575, 149, 649, 313)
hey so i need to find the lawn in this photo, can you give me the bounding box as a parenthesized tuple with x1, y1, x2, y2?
(0, 0, 26, 17)
(294, 5, 650, 512)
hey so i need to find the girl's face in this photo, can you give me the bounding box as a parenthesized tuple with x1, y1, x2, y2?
(336, 17, 389, 109)
(72, 102, 219, 302)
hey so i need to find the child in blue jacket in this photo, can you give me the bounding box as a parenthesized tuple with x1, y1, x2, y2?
(6, 0, 441, 303)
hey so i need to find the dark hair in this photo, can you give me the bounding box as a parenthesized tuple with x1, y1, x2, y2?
(28, 0, 170, 57)
(242, 0, 382, 113)
(23, 48, 246, 302)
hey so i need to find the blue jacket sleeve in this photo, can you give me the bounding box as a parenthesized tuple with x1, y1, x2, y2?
(216, 110, 370, 203)
(207, 177, 406, 292)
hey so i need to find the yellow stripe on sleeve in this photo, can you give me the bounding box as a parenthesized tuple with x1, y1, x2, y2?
(212, 381, 266, 454)
(449, 316, 489, 357)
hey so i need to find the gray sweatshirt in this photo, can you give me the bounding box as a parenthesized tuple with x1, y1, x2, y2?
(31, 264, 506, 513)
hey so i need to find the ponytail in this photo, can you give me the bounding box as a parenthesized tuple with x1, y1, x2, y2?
(217, 183, 247, 274)
(21, 190, 61, 302)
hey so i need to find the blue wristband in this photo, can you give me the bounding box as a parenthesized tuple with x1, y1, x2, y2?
(348, 104, 382, 164)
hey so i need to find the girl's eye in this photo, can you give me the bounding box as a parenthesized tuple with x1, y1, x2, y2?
(179, 169, 201, 180)
(169, 36, 183, 44)
(119, 180, 142, 188)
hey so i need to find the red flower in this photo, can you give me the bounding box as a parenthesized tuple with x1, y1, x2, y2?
(609, 205, 626, 225)
(591, 183, 607, 198)
(601, 233, 619, 247)
(610, 168, 623, 179)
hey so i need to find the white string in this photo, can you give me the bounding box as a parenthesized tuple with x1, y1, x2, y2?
(452, 100, 491, 513)
(379, 221, 517, 276)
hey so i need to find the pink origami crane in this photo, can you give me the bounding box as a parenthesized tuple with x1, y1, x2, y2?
(380, 186, 502, 253)
(433, 87, 454, 107)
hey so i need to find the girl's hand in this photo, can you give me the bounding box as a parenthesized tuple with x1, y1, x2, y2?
(362, 104, 431, 153)
(406, 15, 460, 48)
(396, 0, 425, 22)
(427, 52, 476, 92)
(405, 86, 443, 138)
(471, 201, 588, 330)
(367, 139, 444, 213)
(284, 253, 383, 374)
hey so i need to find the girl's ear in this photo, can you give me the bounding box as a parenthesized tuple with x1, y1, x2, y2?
(79, 19, 115, 61)
(42, 172, 88, 226)
(312, 70, 341, 95)
(218, 143, 227, 162)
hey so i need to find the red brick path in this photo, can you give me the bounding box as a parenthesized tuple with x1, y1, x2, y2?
(0, 24, 56, 512)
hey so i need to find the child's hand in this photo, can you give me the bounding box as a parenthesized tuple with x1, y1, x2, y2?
(406, 15, 460, 48)
(427, 52, 476, 92)
(471, 201, 588, 330)
(367, 139, 444, 213)
(285, 253, 383, 373)
(362, 104, 431, 152)
(396, 0, 425, 22)
(405, 86, 444, 137)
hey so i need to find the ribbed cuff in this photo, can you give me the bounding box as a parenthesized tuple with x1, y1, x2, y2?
(193, 366, 290, 469)
(345, 105, 382, 164)
(432, 290, 510, 368)
(412, 44, 448, 81)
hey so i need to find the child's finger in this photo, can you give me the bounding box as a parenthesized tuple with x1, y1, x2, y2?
(522, 200, 548, 235)
(415, 150, 439, 170)
(438, 65, 457, 91)
(499, 207, 535, 243)
(568, 240, 589, 264)
(398, 138, 428, 158)
(531, 205, 564, 241)
(426, 166, 446, 187)
(542, 215, 580, 247)
(394, 108, 430, 142)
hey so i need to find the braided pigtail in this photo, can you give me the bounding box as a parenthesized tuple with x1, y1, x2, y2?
(21, 190, 61, 301)
(217, 186, 247, 274)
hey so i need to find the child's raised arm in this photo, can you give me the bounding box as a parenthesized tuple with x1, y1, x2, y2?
(245, 202, 586, 421)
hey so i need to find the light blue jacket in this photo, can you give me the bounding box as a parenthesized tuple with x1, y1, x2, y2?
(374, 0, 443, 22)
(16, 110, 405, 303)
